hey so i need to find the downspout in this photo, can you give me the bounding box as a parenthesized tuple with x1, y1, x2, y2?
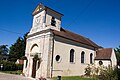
(51, 33, 54, 78)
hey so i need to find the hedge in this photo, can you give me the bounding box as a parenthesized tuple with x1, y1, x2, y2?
(0, 60, 23, 71)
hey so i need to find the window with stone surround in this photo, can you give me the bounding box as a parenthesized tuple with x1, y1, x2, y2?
(90, 53, 93, 64)
(70, 49, 75, 63)
(81, 51, 85, 63)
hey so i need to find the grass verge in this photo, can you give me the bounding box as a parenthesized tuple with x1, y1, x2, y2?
(0, 70, 22, 75)
(52, 76, 93, 80)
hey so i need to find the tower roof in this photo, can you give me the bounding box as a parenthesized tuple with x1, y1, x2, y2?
(32, 3, 64, 16)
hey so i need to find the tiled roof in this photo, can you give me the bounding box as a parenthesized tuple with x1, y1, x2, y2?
(95, 48, 112, 60)
(51, 28, 99, 48)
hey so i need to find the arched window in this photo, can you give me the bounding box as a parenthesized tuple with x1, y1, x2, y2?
(30, 44, 39, 56)
(25, 59, 28, 68)
(81, 51, 85, 63)
(90, 53, 93, 64)
(51, 17, 56, 26)
(70, 49, 75, 63)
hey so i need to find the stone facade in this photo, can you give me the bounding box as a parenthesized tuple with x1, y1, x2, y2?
(23, 3, 117, 79)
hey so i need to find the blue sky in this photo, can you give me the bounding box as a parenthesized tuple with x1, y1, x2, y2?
(0, 0, 120, 48)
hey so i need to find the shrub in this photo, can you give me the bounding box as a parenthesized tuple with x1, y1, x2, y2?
(98, 66, 118, 80)
(0, 60, 23, 71)
(84, 64, 118, 80)
(85, 64, 91, 76)
(0, 60, 16, 71)
(16, 64, 23, 70)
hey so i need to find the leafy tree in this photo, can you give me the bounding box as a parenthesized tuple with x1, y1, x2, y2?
(9, 37, 24, 62)
(0, 45, 9, 60)
(115, 46, 120, 66)
(0, 45, 9, 55)
(9, 33, 28, 62)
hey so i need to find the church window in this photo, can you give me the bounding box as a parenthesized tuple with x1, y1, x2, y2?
(25, 59, 28, 68)
(90, 53, 93, 64)
(81, 51, 85, 63)
(99, 61, 103, 65)
(55, 55, 61, 62)
(70, 49, 75, 63)
(51, 17, 56, 26)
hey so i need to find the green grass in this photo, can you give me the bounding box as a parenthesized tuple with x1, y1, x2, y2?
(0, 70, 22, 75)
(52, 76, 93, 80)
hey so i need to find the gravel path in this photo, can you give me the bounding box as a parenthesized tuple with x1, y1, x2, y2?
(0, 72, 35, 80)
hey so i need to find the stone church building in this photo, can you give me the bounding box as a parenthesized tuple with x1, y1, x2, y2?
(23, 3, 117, 79)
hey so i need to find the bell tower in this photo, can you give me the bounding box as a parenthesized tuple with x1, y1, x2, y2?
(29, 3, 63, 34)
(23, 3, 63, 78)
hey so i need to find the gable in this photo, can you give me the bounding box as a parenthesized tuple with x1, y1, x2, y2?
(32, 3, 46, 16)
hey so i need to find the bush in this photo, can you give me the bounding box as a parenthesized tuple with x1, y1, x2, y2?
(0, 60, 16, 71)
(84, 64, 118, 80)
(16, 64, 23, 70)
(98, 66, 118, 80)
(0, 60, 23, 71)
(85, 64, 91, 76)
(85, 64, 99, 76)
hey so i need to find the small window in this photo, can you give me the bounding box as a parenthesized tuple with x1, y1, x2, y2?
(90, 53, 93, 64)
(56, 55, 60, 62)
(99, 61, 103, 65)
(81, 51, 85, 63)
(51, 17, 56, 26)
(25, 59, 28, 68)
(70, 49, 75, 63)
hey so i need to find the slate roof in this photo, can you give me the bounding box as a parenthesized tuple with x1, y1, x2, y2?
(95, 48, 112, 60)
(51, 28, 99, 48)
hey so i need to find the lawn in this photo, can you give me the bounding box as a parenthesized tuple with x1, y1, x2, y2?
(52, 76, 93, 80)
(0, 70, 22, 75)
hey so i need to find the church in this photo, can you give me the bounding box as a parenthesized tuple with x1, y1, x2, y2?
(23, 3, 117, 79)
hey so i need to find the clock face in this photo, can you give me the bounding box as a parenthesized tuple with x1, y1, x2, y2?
(34, 15, 43, 27)
(35, 16, 40, 24)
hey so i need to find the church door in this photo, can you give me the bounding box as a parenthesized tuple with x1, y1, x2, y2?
(32, 59, 37, 78)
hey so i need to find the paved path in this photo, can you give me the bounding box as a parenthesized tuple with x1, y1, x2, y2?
(0, 72, 35, 80)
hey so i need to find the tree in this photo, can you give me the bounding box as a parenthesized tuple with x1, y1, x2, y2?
(9, 33, 28, 62)
(9, 37, 24, 62)
(0, 45, 9, 55)
(0, 45, 9, 60)
(115, 46, 120, 66)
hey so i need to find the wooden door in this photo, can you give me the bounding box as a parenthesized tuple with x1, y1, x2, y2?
(32, 59, 37, 78)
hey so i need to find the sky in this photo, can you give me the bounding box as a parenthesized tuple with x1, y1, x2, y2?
(0, 0, 120, 49)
